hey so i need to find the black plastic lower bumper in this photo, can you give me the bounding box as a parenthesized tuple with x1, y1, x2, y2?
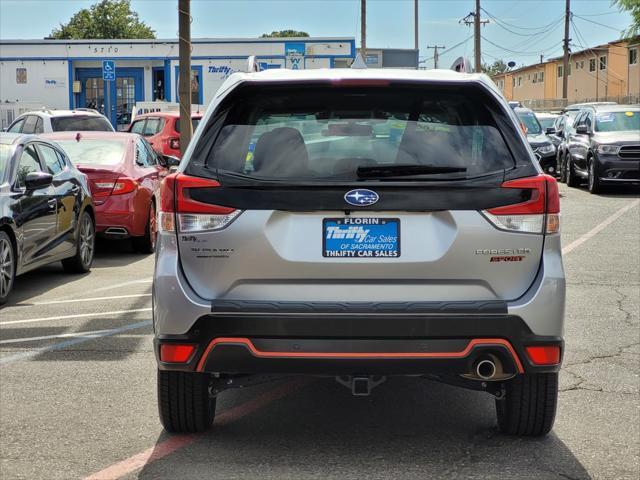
(155, 302, 563, 376)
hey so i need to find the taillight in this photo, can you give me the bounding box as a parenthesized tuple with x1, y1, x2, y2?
(159, 344, 196, 363)
(91, 177, 137, 198)
(525, 345, 561, 365)
(169, 138, 180, 150)
(482, 175, 560, 234)
(158, 173, 240, 233)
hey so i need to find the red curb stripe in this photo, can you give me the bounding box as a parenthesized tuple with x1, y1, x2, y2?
(84, 379, 307, 480)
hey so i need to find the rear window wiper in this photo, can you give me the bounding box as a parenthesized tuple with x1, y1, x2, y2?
(356, 164, 467, 178)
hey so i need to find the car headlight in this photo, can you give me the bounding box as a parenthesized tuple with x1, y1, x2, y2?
(596, 145, 620, 155)
(538, 144, 555, 155)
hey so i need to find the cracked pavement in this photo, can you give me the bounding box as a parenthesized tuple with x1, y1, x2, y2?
(0, 184, 638, 480)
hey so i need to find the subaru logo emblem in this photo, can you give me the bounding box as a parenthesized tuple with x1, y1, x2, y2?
(344, 189, 379, 206)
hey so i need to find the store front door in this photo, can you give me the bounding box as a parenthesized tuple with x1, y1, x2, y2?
(76, 67, 144, 130)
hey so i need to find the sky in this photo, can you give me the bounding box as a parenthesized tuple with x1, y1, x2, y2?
(0, 0, 633, 69)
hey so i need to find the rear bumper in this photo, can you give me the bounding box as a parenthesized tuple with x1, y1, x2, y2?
(94, 192, 147, 237)
(154, 304, 562, 376)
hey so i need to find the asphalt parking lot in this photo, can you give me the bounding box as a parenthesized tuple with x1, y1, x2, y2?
(0, 183, 638, 480)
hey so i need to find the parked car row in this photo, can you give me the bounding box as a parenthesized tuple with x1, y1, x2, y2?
(0, 109, 193, 304)
(556, 104, 640, 193)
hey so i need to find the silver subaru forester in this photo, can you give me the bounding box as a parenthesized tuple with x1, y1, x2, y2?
(153, 68, 565, 436)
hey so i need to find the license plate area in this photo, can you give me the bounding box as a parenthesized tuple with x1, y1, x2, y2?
(323, 218, 400, 258)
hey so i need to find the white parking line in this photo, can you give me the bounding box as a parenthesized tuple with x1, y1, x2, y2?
(0, 320, 152, 366)
(0, 308, 152, 326)
(562, 199, 640, 255)
(32, 293, 152, 306)
(0, 328, 149, 344)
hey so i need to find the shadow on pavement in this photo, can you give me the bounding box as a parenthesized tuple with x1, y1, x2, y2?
(136, 377, 591, 480)
(3, 239, 151, 306)
(565, 184, 640, 198)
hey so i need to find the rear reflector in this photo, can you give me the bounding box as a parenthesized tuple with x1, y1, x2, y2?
(483, 175, 560, 234)
(159, 173, 240, 233)
(160, 344, 196, 363)
(525, 345, 561, 365)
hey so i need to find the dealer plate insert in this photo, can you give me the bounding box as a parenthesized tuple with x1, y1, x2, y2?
(323, 218, 400, 258)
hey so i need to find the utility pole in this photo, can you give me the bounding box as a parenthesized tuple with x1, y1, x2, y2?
(427, 45, 446, 69)
(461, 2, 488, 72)
(361, 0, 367, 60)
(414, 0, 419, 51)
(562, 0, 571, 101)
(178, 0, 192, 156)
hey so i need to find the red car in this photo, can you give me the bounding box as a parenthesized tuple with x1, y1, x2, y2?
(128, 112, 202, 158)
(42, 132, 170, 253)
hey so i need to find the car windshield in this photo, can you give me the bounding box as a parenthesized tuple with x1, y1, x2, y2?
(51, 115, 113, 132)
(516, 110, 542, 135)
(595, 110, 640, 132)
(196, 85, 516, 182)
(55, 139, 126, 165)
(537, 117, 556, 130)
(0, 144, 12, 182)
(174, 118, 201, 133)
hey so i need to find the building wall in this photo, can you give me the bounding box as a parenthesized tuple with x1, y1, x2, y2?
(490, 38, 639, 107)
(0, 38, 355, 113)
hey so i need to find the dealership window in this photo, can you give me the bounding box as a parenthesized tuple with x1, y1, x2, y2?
(512, 77, 516, 87)
(532, 73, 537, 84)
(16, 68, 27, 84)
(365, 54, 379, 65)
(175, 66, 203, 105)
(589, 58, 596, 72)
(599, 55, 607, 70)
(539, 71, 544, 82)
(557, 65, 564, 78)
(630, 48, 638, 65)
(517, 76, 522, 87)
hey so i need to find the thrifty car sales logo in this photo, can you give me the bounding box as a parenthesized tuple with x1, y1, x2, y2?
(208, 65, 237, 79)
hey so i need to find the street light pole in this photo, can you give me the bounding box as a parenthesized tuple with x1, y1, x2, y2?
(414, 0, 419, 52)
(361, 0, 367, 60)
(178, 0, 192, 156)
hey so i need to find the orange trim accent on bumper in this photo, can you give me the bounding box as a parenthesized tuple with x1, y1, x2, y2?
(195, 337, 525, 374)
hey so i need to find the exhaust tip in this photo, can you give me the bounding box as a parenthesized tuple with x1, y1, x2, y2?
(476, 359, 497, 380)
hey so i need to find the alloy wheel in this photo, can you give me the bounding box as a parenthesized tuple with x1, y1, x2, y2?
(0, 237, 14, 299)
(79, 215, 95, 267)
(588, 161, 594, 190)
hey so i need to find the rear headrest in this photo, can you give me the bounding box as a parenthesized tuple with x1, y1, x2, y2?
(253, 127, 309, 176)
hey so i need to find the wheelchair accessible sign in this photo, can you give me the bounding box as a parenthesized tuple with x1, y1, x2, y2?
(102, 60, 116, 81)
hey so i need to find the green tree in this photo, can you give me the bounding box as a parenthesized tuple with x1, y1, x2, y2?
(260, 30, 310, 38)
(482, 59, 509, 76)
(50, 0, 155, 39)
(613, 0, 640, 38)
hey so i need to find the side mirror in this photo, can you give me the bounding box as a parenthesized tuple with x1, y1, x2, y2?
(24, 171, 53, 190)
(161, 155, 181, 168)
(575, 125, 589, 135)
(545, 127, 556, 135)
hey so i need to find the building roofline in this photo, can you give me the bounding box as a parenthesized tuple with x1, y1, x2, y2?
(0, 37, 354, 45)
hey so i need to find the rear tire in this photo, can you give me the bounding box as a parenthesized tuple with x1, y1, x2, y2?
(0, 231, 15, 305)
(558, 153, 566, 183)
(496, 373, 558, 436)
(158, 370, 216, 433)
(565, 156, 579, 188)
(133, 202, 157, 254)
(61, 211, 95, 274)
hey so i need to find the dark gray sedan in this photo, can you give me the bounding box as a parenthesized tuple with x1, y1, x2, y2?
(565, 105, 640, 193)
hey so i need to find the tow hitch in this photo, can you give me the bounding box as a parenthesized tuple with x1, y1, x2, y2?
(336, 375, 387, 396)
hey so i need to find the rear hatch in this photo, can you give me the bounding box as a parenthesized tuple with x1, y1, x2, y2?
(173, 81, 549, 303)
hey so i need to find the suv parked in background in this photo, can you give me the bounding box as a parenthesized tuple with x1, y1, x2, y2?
(6, 109, 114, 134)
(154, 69, 564, 437)
(565, 104, 640, 193)
(128, 112, 202, 159)
(514, 107, 557, 175)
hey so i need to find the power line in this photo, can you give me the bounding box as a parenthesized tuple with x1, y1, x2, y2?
(570, 19, 627, 82)
(479, 9, 565, 31)
(573, 14, 625, 32)
(481, 35, 563, 56)
(481, 8, 564, 37)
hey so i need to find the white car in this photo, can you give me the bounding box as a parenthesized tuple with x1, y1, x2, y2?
(5, 109, 114, 134)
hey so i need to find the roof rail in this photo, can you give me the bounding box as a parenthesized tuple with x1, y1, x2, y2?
(73, 108, 100, 114)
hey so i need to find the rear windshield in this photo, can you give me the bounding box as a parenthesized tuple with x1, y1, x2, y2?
(193, 85, 516, 182)
(537, 116, 556, 130)
(51, 116, 113, 132)
(174, 118, 201, 133)
(55, 139, 126, 166)
(516, 110, 542, 135)
(595, 110, 640, 132)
